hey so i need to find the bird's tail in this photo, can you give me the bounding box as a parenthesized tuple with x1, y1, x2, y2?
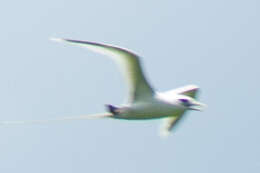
(0, 113, 113, 125)
(105, 104, 120, 114)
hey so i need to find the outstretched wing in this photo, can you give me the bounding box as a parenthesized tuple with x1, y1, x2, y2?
(159, 112, 185, 137)
(164, 85, 199, 98)
(51, 38, 154, 103)
(0, 113, 113, 125)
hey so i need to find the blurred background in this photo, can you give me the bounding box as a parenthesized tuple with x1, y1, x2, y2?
(0, 0, 259, 172)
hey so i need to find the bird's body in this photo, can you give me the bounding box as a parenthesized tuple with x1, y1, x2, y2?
(1, 38, 206, 137)
(110, 95, 185, 120)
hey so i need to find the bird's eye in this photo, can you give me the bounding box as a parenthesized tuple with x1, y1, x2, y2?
(179, 98, 189, 103)
(179, 98, 190, 106)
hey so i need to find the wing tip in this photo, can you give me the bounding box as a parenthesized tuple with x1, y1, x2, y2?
(159, 129, 171, 138)
(50, 37, 66, 43)
(49, 37, 92, 46)
(179, 84, 200, 95)
(186, 84, 200, 90)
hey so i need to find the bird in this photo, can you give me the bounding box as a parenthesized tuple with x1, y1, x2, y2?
(2, 38, 206, 137)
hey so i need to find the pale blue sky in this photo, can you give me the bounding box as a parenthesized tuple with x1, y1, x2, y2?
(0, 0, 259, 172)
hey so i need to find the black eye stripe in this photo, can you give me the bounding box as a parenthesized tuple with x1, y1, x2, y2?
(179, 98, 192, 107)
(179, 99, 189, 103)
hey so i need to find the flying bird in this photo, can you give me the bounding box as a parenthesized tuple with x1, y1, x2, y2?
(2, 38, 206, 137)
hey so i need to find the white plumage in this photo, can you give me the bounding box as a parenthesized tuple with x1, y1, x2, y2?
(2, 38, 206, 137)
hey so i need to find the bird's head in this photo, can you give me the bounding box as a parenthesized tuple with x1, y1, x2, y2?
(177, 96, 206, 111)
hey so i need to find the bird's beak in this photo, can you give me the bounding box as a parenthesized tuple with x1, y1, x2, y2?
(189, 101, 207, 111)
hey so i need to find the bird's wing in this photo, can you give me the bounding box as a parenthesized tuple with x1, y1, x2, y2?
(51, 38, 154, 103)
(159, 112, 186, 137)
(0, 113, 113, 125)
(163, 85, 199, 98)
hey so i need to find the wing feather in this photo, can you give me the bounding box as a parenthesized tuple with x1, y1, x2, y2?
(162, 85, 199, 98)
(51, 38, 154, 103)
(159, 112, 185, 137)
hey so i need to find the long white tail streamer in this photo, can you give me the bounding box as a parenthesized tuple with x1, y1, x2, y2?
(0, 113, 113, 125)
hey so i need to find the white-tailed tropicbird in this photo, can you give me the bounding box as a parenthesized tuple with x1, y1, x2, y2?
(2, 38, 206, 137)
